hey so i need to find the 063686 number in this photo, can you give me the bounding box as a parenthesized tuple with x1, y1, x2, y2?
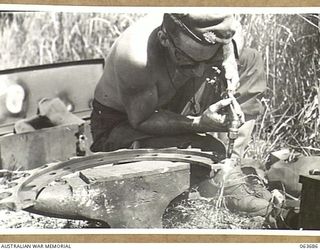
(300, 244, 319, 248)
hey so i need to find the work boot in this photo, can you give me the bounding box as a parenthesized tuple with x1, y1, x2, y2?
(224, 183, 272, 217)
(197, 165, 274, 217)
(222, 165, 272, 217)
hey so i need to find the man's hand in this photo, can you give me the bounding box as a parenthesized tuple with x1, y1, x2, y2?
(191, 98, 232, 131)
(191, 98, 244, 132)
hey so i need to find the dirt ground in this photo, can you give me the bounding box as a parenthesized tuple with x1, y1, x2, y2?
(0, 210, 92, 229)
(0, 200, 265, 229)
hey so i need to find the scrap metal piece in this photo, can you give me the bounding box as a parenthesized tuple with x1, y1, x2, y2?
(28, 161, 191, 228)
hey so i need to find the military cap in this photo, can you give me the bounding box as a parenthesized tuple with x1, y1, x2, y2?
(163, 13, 238, 45)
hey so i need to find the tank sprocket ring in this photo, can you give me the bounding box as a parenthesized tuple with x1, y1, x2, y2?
(0, 148, 223, 211)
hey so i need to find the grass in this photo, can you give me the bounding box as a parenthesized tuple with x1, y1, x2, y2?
(240, 14, 320, 161)
(163, 197, 265, 229)
(0, 12, 144, 70)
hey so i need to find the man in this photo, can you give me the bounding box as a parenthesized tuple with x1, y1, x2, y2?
(90, 13, 274, 218)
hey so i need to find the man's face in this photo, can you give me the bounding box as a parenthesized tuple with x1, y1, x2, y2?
(166, 30, 221, 76)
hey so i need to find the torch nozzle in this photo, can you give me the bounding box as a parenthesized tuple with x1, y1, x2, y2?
(226, 94, 240, 158)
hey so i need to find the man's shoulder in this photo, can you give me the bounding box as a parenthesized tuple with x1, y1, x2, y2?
(107, 14, 163, 83)
(113, 14, 163, 65)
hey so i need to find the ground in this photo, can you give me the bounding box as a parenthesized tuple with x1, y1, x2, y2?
(0, 195, 265, 229)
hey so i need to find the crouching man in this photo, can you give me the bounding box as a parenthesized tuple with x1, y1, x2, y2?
(90, 13, 277, 219)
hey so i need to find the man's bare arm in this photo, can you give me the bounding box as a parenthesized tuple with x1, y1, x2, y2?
(119, 76, 233, 135)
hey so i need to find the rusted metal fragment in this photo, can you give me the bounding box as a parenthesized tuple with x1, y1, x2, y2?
(299, 175, 320, 229)
(28, 161, 190, 228)
(267, 156, 320, 197)
(0, 59, 104, 135)
(0, 123, 92, 171)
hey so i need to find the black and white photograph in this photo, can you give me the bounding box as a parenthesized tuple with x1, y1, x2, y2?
(0, 6, 319, 232)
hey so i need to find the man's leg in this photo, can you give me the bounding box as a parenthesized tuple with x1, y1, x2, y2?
(103, 121, 226, 156)
(138, 133, 226, 155)
(90, 100, 128, 152)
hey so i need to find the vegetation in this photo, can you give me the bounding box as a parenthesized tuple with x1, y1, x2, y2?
(241, 14, 320, 161)
(163, 198, 265, 229)
(0, 12, 144, 69)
